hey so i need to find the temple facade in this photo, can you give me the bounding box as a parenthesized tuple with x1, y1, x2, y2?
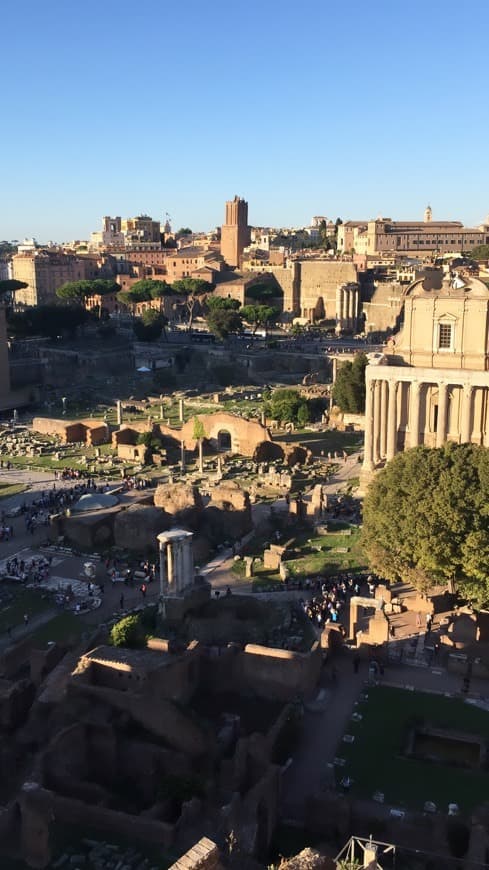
(361, 270, 489, 482)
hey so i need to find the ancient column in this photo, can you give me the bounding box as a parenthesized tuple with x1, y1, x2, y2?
(373, 379, 382, 465)
(363, 375, 375, 471)
(409, 380, 421, 448)
(335, 288, 342, 323)
(183, 538, 194, 587)
(380, 379, 388, 459)
(179, 398, 184, 423)
(116, 400, 122, 426)
(461, 384, 473, 444)
(436, 382, 448, 448)
(173, 542, 183, 594)
(386, 378, 398, 461)
(158, 537, 168, 597)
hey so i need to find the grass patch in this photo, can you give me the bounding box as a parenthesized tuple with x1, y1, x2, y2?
(29, 612, 89, 647)
(286, 527, 366, 578)
(0, 589, 53, 633)
(0, 482, 27, 499)
(340, 686, 489, 812)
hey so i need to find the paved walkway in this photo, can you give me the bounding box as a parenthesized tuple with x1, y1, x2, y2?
(281, 647, 489, 822)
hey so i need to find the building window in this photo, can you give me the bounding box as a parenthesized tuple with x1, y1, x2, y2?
(439, 323, 453, 349)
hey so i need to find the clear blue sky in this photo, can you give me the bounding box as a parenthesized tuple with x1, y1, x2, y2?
(2, 0, 488, 241)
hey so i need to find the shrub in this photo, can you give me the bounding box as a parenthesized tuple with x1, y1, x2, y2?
(110, 615, 145, 648)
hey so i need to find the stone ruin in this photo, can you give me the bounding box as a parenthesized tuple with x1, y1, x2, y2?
(0, 528, 324, 870)
(50, 479, 253, 561)
(0, 426, 60, 460)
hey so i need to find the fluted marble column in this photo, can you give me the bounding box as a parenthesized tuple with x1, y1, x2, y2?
(373, 379, 382, 464)
(386, 379, 398, 461)
(363, 378, 375, 471)
(461, 384, 473, 444)
(436, 382, 448, 448)
(380, 379, 388, 459)
(409, 381, 421, 448)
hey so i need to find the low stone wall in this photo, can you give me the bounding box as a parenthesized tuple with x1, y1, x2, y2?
(20, 783, 175, 868)
(32, 418, 109, 445)
(239, 641, 322, 701)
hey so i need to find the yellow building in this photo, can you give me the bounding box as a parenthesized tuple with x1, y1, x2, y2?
(12, 250, 98, 307)
(121, 216, 161, 249)
(361, 270, 489, 485)
(338, 214, 489, 257)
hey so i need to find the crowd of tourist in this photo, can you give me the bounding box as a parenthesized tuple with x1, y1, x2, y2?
(299, 572, 374, 630)
(56, 467, 93, 481)
(122, 476, 151, 491)
(2, 554, 52, 584)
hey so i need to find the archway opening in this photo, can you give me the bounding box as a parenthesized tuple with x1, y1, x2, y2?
(217, 430, 232, 450)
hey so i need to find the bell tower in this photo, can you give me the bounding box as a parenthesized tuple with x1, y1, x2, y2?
(424, 204, 432, 223)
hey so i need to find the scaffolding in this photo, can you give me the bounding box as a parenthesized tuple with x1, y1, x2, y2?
(335, 835, 396, 869)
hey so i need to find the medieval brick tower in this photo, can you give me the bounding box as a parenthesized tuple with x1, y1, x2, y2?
(220, 196, 250, 268)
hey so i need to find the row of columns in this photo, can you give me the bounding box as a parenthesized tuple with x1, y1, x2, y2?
(363, 375, 477, 471)
(335, 285, 359, 326)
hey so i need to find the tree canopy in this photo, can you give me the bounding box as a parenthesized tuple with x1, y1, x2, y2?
(265, 388, 310, 425)
(332, 353, 367, 413)
(133, 308, 167, 342)
(362, 443, 489, 606)
(56, 278, 119, 302)
(7, 304, 92, 339)
(205, 307, 243, 339)
(110, 614, 145, 648)
(240, 303, 278, 333)
(0, 241, 17, 258)
(0, 279, 28, 297)
(245, 281, 280, 302)
(128, 279, 174, 300)
(468, 245, 489, 261)
(206, 296, 240, 312)
(171, 278, 213, 296)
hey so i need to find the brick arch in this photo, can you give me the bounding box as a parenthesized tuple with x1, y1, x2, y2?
(175, 411, 273, 457)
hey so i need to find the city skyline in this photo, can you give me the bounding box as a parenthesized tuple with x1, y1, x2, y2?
(1, 0, 488, 240)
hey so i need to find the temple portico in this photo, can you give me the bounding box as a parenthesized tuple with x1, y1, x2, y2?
(362, 364, 489, 473)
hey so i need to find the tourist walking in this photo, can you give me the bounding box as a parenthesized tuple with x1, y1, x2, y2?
(140, 583, 146, 599)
